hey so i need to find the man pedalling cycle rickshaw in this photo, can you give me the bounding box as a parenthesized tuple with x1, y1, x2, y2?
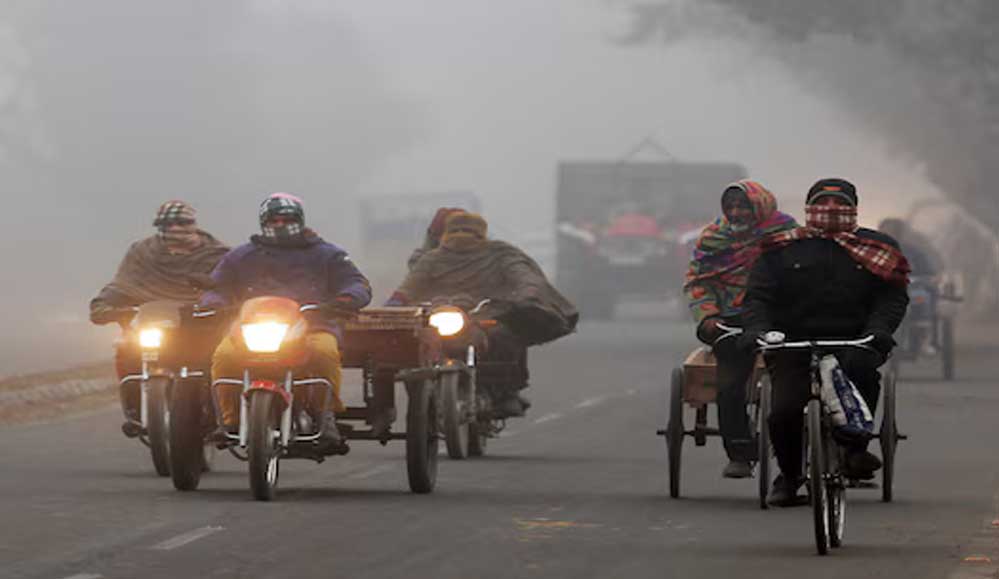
(658, 323, 774, 508)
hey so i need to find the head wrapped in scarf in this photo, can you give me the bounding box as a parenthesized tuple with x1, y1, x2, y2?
(441, 212, 488, 251)
(685, 181, 797, 321)
(425, 207, 467, 248)
(259, 193, 305, 241)
(805, 178, 859, 233)
(153, 200, 201, 253)
(764, 178, 911, 286)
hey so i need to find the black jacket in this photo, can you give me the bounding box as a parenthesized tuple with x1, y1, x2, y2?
(743, 228, 909, 343)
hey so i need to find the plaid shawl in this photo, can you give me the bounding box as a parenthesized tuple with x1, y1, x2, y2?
(763, 226, 911, 287)
(103, 232, 230, 303)
(684, 181, 797, 322)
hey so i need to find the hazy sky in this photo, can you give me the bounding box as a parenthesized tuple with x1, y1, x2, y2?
(0, 0, 941, 376)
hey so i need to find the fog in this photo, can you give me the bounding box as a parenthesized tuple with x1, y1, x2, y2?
(0, 1, 980, 376)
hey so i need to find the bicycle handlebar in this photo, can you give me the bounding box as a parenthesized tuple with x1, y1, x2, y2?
(756, 335, 876, 352)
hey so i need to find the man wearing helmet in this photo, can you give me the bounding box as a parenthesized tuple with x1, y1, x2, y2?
(201, 193, 372, 453)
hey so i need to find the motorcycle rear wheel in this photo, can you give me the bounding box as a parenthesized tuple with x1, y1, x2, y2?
(169, 378, 205, 491)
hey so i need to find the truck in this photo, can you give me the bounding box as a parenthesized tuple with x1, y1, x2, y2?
(555, 160, 748, 319)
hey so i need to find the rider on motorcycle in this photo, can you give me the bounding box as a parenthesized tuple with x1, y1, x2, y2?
(743, 178, 910, 506)
(200, 193, 372, 453)
(89, 200, 229, 434)
(878, 217, 946, 355)
(684, 180, 797, 479)
(388, 211, 578, 417)
(407, 207, 467, 270)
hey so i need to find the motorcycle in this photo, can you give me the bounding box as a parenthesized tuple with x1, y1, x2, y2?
(202, 297, 447, 501)
(117, 300, 218, 477)
(425, 297, 530, 459)
(892, 275, 962, 380)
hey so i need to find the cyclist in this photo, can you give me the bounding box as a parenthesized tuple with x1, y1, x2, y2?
(743, 178, 910, 506)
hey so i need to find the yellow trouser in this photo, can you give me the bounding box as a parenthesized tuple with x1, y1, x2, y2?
(211, 331, 344, 426)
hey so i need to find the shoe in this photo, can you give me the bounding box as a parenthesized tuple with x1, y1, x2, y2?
(121, 419, 143, 439)
(369, 407, 397, 437)
(207, 424, 238, 447)
(316, 411, 349, 456)
(843, 450, 882, 480)
(517, 394, 532, 413)
(767, 474, 807, 507)
(722, 460, 753, 479)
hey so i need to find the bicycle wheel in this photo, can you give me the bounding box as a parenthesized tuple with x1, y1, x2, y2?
(828, 482, 846, 548)
(880, 368, 898, 502)
(807, 399, 830, 555)
(757, 375, 772, 510)
(667, 368, 685, 499)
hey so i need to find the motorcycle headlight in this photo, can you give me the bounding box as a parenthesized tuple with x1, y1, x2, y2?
(241, 322, 290, 353)
(139, 328, 164, 350)
(429, 309, 466, 337)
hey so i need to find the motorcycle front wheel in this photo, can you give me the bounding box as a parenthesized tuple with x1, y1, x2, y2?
(248, 392, 282, 501)
(146, 377, 172, 477)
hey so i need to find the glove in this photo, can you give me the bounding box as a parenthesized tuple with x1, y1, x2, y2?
(868, 331, 896, 357)
(696, 317, 722, 344)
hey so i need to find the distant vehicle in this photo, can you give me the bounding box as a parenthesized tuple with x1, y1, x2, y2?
(359, 192, 481, 301)
(555, 160, 747, 319)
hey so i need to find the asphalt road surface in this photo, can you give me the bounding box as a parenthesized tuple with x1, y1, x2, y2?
(2, 315, 998, 579)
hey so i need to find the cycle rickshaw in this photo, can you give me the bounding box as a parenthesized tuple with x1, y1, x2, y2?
(657, 325, 773, 508)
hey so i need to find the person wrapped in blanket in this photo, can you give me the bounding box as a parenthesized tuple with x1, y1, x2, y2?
(406, 207, 467, 270)
(199, 193, 372, 454)
(387, 211, 578, 418)
(89, 200, 229, 436)
(684, 180, 797, 479)
(743, 178, 910, 506)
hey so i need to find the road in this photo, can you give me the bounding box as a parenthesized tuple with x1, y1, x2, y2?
(2, 316, 997, 579)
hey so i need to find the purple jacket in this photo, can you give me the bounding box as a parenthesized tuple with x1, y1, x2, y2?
(200, 233, 371, 338)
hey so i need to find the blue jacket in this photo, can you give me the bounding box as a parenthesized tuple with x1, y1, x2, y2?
(200, 233, 371, 338)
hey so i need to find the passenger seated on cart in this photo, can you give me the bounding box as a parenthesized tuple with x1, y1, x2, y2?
(200, 193, 372, 453)
(684, 180, 797, 479)
(388, 211, 578, 418)
(743, 178, 910, 506)
(89, 200, 230, 434)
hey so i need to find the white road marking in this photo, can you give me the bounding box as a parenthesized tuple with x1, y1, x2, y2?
(151, 526, 224, 551)
(61, 574, 102, 579)
(575, 396, 607, 409)
(348, 464, 394, 479)
(533, 413, 563, 424)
